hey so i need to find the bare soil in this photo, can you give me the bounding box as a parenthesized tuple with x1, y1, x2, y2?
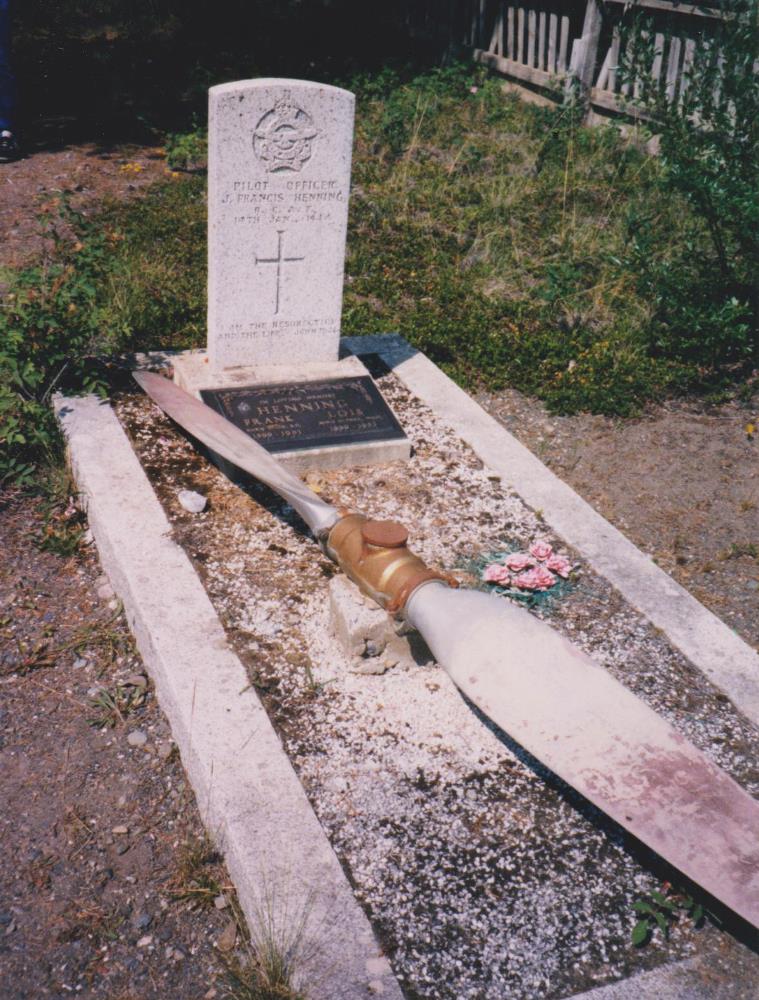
(475, 390, 759, 654)
(0, 138, 167, 270)
(0, 490, 242, 999)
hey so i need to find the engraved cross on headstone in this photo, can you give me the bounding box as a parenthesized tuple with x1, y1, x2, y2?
(254, 230, 304, 316)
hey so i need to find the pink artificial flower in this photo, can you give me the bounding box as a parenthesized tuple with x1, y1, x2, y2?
(546, 554, 573, 579)
(482, 563, 511, 585)
(504, 552, 533, 572)
(529, 541, 553, 562)
(514, 566, 556, 591)
(470, 86, 479, 94)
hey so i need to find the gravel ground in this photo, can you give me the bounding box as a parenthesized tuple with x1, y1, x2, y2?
(117, 364, 759, 1000)
(0, 491, 245, 1000)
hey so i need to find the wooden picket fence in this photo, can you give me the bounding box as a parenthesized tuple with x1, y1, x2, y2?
(446, 0, 733, 122)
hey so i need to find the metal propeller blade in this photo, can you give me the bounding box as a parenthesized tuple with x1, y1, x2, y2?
(133, 370, 759, 930)
(406, 584, 759, 929)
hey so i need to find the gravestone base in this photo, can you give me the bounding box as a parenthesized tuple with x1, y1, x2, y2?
(172, 349, 411, 472)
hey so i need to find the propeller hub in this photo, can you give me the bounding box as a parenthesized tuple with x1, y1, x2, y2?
(361, 520, 409, 548)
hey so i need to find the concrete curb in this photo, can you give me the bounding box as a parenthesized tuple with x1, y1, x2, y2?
(567, 957, 722, 999)
(344, 335, 759, 730)
(56, 394, 403, 1000)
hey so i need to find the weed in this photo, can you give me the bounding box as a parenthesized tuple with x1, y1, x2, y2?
(621, 1, 759, 366)
(165, 121, 208, 170)
(0, 197, 110, 486)
(167, 834, 231, 910)
(719, 541, 758, 561)
(222, 953, 307, 1000)
(58, 899, 125, 946)
(0, 603, 128, 678)
(35, 466, 86, 557)
(631, 884, 706, 946)
(87, 683, 147, 729)
(221, 883, 316, 1000)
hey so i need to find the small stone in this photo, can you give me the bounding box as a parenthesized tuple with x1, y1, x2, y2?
(73, 657, 87, 669)
(0, 913, 12, 926)
(134, 911, 152, 931)
(127, 730, 148, 748)
(124, 673, 148, 688)
(217, 920, 237, 952)
(157, 741, 174, 761)
(368, 981, 385, 995)
(364, 639, 385, 658)
(213, 894, 228, 910)
(136, 934, 153, 948)
(112, 825, 129, 835)
(366, 957, 392, 977)
(748, 580, 759, 591)
(352, 660, 388, 676)
(97, 582, 115, 600)
(116, 842, 130, 856)
(178, 489, 207, 514)
(204, 990, 218, 1000)
(171, 947, 185, 961)
(4, 920, 16, 935)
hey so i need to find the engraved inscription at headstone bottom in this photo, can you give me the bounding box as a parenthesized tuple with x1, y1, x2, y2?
(200, 377, 408, 453)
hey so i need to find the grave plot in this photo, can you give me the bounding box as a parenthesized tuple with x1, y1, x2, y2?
(115, 362, 759, 1000)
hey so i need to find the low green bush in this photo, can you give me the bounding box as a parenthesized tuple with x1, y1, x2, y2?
(621, 0, 759, 369)
(0, 202, 111, 486)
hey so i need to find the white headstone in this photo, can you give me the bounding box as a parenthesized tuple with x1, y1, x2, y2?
(207, 78, 355, 371)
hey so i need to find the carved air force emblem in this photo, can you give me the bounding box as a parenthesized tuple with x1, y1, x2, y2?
(253, 92, 320, 173)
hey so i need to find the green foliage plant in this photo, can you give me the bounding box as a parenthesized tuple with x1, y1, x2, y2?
(165, 120, 208, 170)
(621, 1, 759, 370)
(0, 199, 111, 486)
(631, 884, 705, 947)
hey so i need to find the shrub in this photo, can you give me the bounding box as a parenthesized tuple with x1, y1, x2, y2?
(621, 1, 759, 368)
(0, 201, 111, 485)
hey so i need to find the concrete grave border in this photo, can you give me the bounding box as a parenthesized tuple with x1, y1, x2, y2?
(56, 334, 759, 999)
(56, 393, 403, 1000)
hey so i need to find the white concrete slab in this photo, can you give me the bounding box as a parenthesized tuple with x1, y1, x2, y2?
(343, 334, 759, 730)
(55, 393, 403, 1000)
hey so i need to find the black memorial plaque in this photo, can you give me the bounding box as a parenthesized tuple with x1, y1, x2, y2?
(200, 376, 408, 453)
